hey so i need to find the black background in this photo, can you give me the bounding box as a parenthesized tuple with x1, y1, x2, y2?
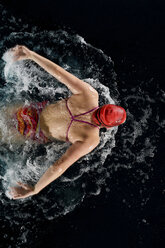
(1, 0, 165, 247)
(2, 0, 165, 82)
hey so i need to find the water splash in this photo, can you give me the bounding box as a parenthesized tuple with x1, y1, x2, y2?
(0, 3, 164, 247)
(0, 3, 121, 246)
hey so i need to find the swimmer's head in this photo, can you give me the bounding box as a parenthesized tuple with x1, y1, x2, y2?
(92, 104, 127, 128)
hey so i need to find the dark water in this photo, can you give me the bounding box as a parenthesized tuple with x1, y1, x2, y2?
(0, 1, 165, 248)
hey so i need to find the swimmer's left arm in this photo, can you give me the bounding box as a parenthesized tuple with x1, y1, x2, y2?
(34, 139, 100, 195)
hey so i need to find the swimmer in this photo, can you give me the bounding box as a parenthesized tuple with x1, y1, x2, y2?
(9, 45, 127, 199)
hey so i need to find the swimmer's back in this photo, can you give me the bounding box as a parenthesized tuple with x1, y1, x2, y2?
(40, 92, 100, 144)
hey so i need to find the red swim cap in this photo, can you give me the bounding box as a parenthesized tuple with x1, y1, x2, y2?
(92, 104, 126, 127)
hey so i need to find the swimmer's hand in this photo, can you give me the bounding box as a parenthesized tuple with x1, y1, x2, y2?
(10, 45, 32, 61)
(9, 182, 36, 199)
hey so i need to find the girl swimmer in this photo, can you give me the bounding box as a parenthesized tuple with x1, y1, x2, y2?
(8, 45, 126, 199)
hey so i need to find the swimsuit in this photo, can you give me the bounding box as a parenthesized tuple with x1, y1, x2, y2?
(65, 98, 100, 142)
(14, 101, 49, 143)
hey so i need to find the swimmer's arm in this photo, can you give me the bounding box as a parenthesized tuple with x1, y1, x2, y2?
(34, 139, 99, 194)
(30, 50, 98, 95)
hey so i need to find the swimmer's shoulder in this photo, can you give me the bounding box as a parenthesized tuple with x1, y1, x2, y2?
(68, 91, 99, 108)
(72, 134, 100, 155)
(73, 129, 100, 146)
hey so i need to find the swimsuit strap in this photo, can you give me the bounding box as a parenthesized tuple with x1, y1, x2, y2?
(73, 107, 100, 117)
(65, 99, 100, 142)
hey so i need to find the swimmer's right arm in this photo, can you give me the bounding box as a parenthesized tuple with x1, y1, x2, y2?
(12, 45, 98, 95)
(34, 138, 100, 195)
